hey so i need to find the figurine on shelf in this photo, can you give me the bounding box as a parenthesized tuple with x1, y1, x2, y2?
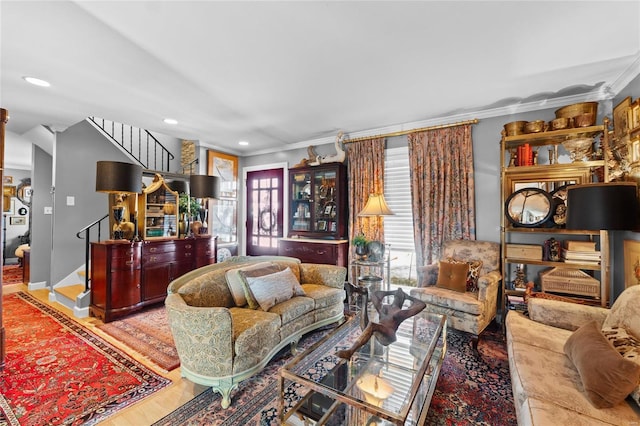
(513, 264, 527, 289)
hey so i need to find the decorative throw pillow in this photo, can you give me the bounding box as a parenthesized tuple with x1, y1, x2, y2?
(602, 326, 640, 407)
(445, 257, 483, 292)
(564, 320, 640, 408)
(435, 261, 469, 293)
(244, 267, 306, 312)
(225, 262, 277, 307)
(238, 263, 285, 309)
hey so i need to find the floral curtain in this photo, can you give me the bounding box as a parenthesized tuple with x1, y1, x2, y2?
(408, 124, 476, 270)
(346, 138, 385, 253)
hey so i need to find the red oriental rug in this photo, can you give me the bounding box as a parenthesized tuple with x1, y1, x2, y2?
(2, 264, 23, 285)
(97, 306, 179, 371)
(0, 292, 171, 426)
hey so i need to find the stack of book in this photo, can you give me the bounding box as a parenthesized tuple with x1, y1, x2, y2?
(562, 240, 600, 265)
(507, 294, 527, 312)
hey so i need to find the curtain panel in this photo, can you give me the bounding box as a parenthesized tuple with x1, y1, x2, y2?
(346, 138, 385, 251)
(408, 124, 476, 270)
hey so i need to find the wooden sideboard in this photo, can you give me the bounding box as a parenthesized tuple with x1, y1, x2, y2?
(90, 235, 216, 322)
(278, 238, 348, 267)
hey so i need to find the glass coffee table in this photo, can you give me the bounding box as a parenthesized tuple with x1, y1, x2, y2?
(279, 311, 447, 425)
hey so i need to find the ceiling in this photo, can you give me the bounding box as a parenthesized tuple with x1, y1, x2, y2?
(2, 1, 640, 162)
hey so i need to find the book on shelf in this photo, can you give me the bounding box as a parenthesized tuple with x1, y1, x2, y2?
(564, 240, 597, 251)
(562, 250, 601, 261)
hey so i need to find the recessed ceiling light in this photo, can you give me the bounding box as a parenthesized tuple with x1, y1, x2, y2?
(163, 118, 178, 125)
(23, 76, 50, 87)
(238, 141, 249, 146)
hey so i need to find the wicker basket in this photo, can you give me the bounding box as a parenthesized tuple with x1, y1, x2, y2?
(539, 267, 600, 298)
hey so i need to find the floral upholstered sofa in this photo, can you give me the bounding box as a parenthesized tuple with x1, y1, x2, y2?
(506, 285, 640, 425)
(165, 255, 346, 408)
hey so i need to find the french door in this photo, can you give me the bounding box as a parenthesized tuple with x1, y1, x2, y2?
(245, 168, 284, 256)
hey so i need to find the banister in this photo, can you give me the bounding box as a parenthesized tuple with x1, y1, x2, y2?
(76, 213, 109, 292)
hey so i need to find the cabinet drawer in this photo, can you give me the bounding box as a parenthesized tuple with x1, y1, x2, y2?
(506, 244, 542, 260)
(143, 252, 178, 264)
(143, 241, 177, 255)
(110, 256, 140, 270)
(279, 241, 337, 263)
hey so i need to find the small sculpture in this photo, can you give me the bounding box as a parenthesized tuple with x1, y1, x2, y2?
(296, 131, 347, 168)
(336, 288, 426, 360)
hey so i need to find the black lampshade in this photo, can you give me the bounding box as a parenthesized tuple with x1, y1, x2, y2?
(189, 174, 220, 199)
(566, 182, 639, 230)
(167, 179, 189, 194)
(95, 161, 143, 193)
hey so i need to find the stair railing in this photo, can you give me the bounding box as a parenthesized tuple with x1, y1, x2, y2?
(76, 214, 109, 292)
(87, 117, 175, 172)
(180, 158, 199, 175)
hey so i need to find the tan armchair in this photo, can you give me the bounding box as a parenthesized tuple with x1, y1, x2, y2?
(410, 239, 501, 349)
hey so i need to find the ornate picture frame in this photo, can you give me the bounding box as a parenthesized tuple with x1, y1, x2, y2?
(623, 239, 640, 288)
(207, 150, 238, 199)
(614, 96, 632, 139)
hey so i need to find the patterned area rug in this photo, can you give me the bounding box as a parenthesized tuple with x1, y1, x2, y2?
(97, 305, 179, 371)
(0, 292, 171, 426)
(2, 264, 22, 285)
(153, 322, 516, 425)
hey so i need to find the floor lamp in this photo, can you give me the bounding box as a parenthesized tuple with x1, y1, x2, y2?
(95, 161, 143, 240)
(189, 175, 220, 235)
(566, 182, 639, 304)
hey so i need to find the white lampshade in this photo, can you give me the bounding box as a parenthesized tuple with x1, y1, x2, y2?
(358, 194, 395, 216)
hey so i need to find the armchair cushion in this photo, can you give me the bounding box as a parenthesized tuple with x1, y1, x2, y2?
(435, 261, 468, 292)
(444, 257, 483, 292)
(564, 320, 640, 408)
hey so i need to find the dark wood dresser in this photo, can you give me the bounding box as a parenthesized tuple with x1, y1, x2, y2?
(278, 238, 348, 267)
(90, 235, 216, 322)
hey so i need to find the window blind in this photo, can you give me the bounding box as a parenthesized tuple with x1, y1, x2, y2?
(384, 146, 415, 252)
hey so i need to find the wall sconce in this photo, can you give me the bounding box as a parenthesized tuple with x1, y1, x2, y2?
(95, 161, 143, 240)
(189, 174, 220, 235)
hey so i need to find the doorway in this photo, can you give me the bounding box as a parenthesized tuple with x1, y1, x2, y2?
(245, 168, 284, 256)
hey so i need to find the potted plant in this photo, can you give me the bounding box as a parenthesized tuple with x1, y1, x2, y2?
(178, 193, 201, 236)
(352, 233, 369, 259)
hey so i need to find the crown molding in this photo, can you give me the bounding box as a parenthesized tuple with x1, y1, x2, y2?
(607, 54, 640, 96)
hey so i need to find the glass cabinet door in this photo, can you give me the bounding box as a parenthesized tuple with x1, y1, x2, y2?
(139, 174, 179, 240)
(291, 171, 312, 232)
(313, 169, 337, 233)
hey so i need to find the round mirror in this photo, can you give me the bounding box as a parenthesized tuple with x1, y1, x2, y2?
(505, 188, 553, 227)
(16, 179, 32, 207)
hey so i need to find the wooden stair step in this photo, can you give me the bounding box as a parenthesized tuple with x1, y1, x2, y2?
(55, 284, 85, 301)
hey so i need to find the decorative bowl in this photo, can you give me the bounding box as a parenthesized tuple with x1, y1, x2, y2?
(550, 117, 572, 130)
(562, 137, 593, 162)
(524, 120, 546, 133)
(504, 121, 527, 136)
(573, 112, 595, 127)
(555, 102, 598, 120)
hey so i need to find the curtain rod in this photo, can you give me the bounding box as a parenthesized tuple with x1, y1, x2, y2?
(343, 118, 479, 144)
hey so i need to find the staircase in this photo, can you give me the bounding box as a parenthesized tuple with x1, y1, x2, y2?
(87, 116, 175, 172)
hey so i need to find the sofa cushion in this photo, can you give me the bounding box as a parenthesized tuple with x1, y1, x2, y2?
(245, 267, 306, 312)
(225, 261, 277, 307)
(444, 257, 483, 292)
(269, 296, 315, 325)
(564, 320, 640, 409)
(603, 284, 640, 341)
(436, 261, 468, 292)
(178, 268, 235, 308)
(229, 307, 281, 374)
(603, 325, 640, 408)
(506, 310, 571, 354)
(301, 284, 345, 310)
(411, 286, 481, 315)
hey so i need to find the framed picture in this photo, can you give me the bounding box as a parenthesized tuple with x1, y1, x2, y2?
(317, 220, 327, 231)
(3, 198, 14, 215)
(9, 216, 26, 225)
(3, 185, 16, 197)
(631, 100, 640, 130)
(632, 140, 640, 163)
(623, 240, 640, 288)
(3, 176, 12, 184)
(324, 204, 333, 215)
(614, 96, 632, 139)
(207, 150, 238, 199)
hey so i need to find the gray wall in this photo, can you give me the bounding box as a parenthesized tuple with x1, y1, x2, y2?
(31, 145, 53, 285)
(51, 120, 133, 284)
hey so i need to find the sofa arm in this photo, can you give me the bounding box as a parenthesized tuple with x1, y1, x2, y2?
(165, 293, 234, 377)
(528, 297, 609, 331)
(299, 264, 347, 289)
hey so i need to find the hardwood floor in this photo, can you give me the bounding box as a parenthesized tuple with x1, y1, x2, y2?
(3, 284, 210, 425)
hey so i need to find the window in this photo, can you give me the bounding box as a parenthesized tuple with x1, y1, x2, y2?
(384, 146, 417, 287)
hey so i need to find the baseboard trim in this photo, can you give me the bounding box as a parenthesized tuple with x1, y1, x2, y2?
(27, 281, 47, 291)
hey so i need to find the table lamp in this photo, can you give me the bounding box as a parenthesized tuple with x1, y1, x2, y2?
(358, 193, 394, 262)
(95, 161, 143, 240)
(566, 182, 639, 303)
(189, 174, 220, 234)
(356, 372, 394, 407)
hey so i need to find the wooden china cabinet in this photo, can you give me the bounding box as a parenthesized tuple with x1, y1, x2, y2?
(278, 163, 348, 267)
